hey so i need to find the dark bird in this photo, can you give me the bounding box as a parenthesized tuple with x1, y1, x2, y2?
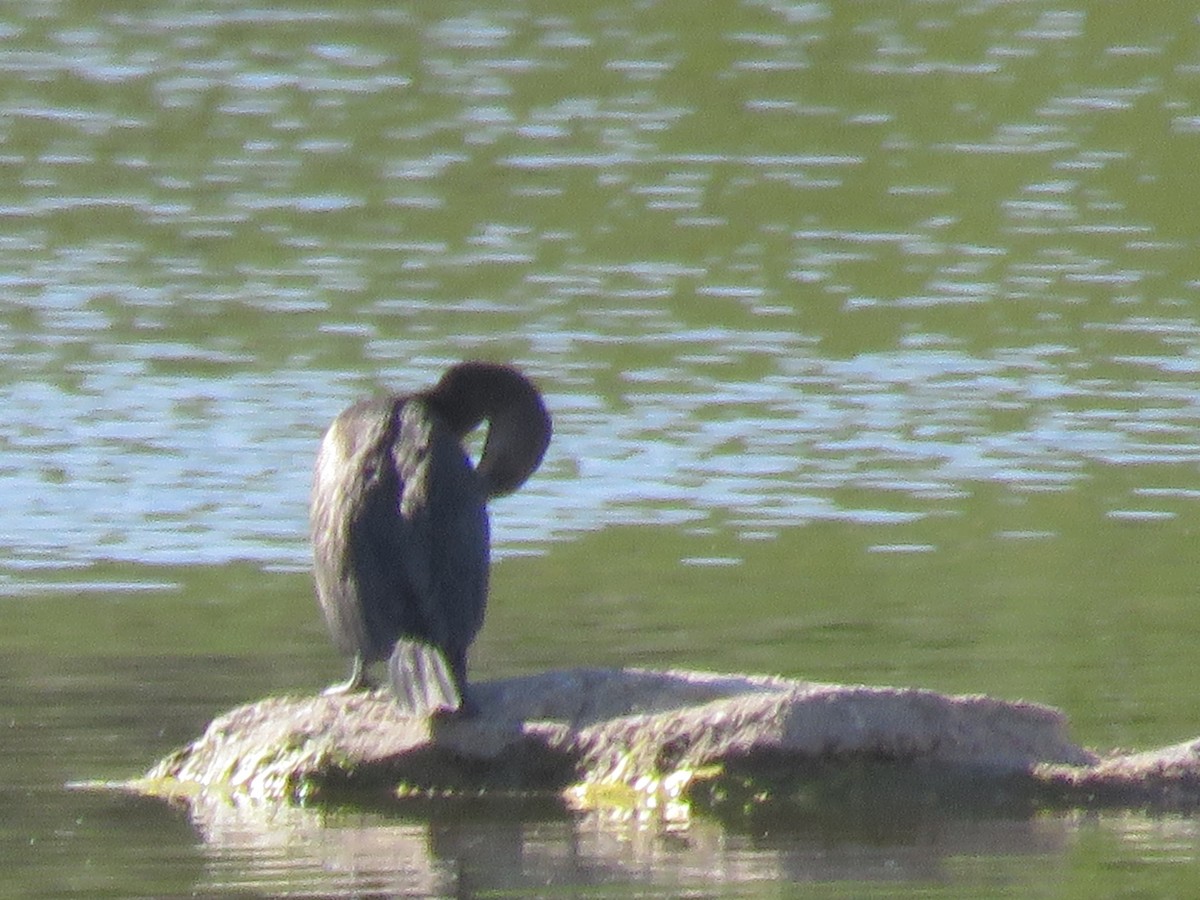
(310, 361, 551, 714)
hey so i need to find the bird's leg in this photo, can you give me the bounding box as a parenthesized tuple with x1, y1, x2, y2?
(323, 654, 369, 695)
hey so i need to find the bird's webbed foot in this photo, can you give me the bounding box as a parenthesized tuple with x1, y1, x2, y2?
(323, 655, 373, 695)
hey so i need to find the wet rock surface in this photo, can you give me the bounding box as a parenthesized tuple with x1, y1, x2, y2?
(125, 668, 1200, 813)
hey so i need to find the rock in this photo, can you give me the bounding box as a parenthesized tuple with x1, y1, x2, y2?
(1033, 738, 1200, 808)
(128, 667, 1189, 815)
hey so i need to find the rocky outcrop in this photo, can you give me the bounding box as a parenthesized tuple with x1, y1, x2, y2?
(120, 667, 1200, 815)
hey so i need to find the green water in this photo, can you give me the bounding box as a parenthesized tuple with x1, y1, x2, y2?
(4, 0, 1200, 895)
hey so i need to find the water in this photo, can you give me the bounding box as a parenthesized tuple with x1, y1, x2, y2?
(4, 0, 1200, 895)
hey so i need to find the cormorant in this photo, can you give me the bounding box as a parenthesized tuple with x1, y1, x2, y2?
(310, 361, 551, 714)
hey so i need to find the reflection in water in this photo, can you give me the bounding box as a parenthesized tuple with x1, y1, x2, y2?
(188, 797, 1076, 896)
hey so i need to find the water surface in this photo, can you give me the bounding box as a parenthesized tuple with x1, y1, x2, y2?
(4, 1, 1200, 896)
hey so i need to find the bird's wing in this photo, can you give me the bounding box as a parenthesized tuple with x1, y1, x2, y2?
(311, 397, 401, 661)
(390, 400, 490, 655)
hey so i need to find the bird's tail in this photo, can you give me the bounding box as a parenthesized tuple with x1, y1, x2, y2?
(387, 639, 463, 716)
